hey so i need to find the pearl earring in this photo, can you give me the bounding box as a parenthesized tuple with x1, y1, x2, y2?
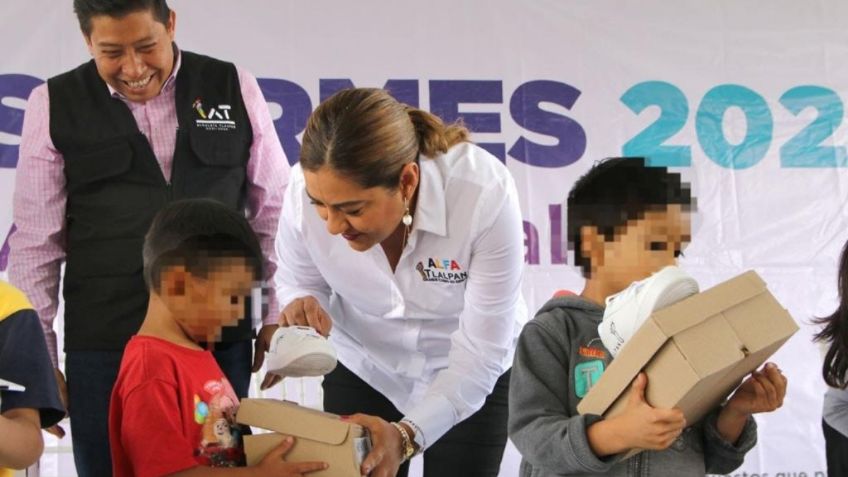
(402, 198, 413, 226)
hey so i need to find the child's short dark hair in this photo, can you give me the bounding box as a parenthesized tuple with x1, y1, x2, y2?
(567, 157, 694, 277)
(143, 199, 263, 292)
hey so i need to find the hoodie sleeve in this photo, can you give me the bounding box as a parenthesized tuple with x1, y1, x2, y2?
(702, 407, 758, 474)
(508, 318, 618, 473)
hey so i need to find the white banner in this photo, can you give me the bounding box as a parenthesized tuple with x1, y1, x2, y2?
(1, 1, 842, 475)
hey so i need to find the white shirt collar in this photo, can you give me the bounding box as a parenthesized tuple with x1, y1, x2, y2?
(413, 155, 447, 237)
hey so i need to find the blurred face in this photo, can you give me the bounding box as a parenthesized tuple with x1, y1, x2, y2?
(583, 204, 691, 293)
(303, 165, 417, 252)
(84, 8, 176, 102)
(167, 257, 255, 343)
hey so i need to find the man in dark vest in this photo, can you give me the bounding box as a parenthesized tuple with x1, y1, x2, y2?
(8, 1, 288, 475)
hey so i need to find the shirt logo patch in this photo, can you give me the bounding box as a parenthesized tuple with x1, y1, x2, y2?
(415, 258, 468, 284)
(578, 346, 606, 359)
(574, 360, 605, 398)
(193, 97, 236, 131)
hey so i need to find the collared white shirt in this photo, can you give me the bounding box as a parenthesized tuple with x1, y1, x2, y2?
(274, 142, 528, 447)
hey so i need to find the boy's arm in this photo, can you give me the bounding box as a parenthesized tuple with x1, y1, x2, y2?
(587, 372, 688, 456)
(508, 320, 617, 474)
(116, 379, 209, 477)
(167, 467, 254, 476)
(166, 437, 327, 477)
(704, 363, 786, 474)
(702, 407, 757, 474)
(0, 309, 66, 423)
(0, 407, 43, 469)
(120, 381, 327, 477)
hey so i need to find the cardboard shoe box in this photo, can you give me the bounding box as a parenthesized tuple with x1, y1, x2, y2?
(576, 270, 798, 455)
(237, 398, 371, 476)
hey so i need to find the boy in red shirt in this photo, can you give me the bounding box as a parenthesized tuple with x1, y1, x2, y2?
(109, 199, 328, 477)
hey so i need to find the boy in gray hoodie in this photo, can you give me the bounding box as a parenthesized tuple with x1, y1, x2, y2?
(508, 158, 787, 477)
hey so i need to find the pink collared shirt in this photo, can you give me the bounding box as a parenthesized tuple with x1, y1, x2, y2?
(9, 51, 288, 363)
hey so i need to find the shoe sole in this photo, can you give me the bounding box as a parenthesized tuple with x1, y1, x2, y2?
(267, 352, 338, 378)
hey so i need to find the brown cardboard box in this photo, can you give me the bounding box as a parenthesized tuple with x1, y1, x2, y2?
(236, 398, 371, 477)
(576, 270, 798, 456)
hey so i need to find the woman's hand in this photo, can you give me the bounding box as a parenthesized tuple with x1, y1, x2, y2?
(280, 296, 333, 337)
(344, 414, 404, 477)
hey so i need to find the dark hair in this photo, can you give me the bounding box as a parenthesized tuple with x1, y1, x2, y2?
(566, 157, 695, 277)
(299, 88, 470, 190)
(73, 0, 171, 36)
(143, 199, 263, 293)
(815, 240, 848, 388)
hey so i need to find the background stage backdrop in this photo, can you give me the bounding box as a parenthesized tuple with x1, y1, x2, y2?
(1, 1, 844, 475)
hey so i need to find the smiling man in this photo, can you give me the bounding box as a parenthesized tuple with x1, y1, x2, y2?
(8, 1, 288, 475)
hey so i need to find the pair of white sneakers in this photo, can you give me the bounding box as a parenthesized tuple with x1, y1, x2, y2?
(265, 326, 338, 378)
(599, 266, 700, 357)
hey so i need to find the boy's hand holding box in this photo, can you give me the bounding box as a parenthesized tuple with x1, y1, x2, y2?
(237, 399, 371, 477)
(577, 270, 798, 456)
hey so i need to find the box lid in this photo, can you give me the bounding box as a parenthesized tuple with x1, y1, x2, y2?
(650, 271, 766, 337)
(237, 399, 360, 446)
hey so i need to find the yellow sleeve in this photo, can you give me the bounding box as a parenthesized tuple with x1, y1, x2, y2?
(0, 281, 34, 323)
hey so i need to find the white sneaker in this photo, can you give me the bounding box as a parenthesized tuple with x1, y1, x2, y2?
(599, 266, 699, 357)
(265, 326, 338, 378)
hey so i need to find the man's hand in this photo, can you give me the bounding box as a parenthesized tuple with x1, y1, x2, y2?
(46, 368, 67, 438)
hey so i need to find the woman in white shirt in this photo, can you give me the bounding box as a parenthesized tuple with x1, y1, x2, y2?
(273, 88, 527, 477)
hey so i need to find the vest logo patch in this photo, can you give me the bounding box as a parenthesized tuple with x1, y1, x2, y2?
(574, 360, 605, 398)
(415, 258, 468, 284)
(193, 97, 236, 131)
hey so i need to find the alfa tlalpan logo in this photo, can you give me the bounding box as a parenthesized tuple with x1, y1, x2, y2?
(416, 258, 468, 284)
